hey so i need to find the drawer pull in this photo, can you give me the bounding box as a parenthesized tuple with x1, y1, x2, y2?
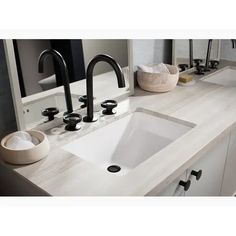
(179, 180, 191, 191)
(191, 170, 202, 180)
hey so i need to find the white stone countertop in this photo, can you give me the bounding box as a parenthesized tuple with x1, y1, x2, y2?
(8, 60, 236, 196)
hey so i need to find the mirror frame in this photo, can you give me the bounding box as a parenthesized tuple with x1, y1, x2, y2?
(172, 39, 221, 66)
(3, 39, 134, 130)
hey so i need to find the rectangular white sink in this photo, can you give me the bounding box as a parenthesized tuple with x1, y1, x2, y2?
(63, 109, 194, 175)
(201, 67, 236, 86)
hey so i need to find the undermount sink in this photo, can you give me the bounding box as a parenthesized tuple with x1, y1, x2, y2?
(63, 109, 194, 175)
(201, 67, 236, 86)
(23, 93, 81, 127)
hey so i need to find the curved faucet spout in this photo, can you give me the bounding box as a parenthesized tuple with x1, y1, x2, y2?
(83, 54, 126, 122)
(38, 49, 73, 114)
(231, 39, 236, 49)
(204, 39, 213, 72)
(189, 39, 193, 68)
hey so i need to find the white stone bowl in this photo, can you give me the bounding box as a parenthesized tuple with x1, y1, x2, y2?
(137, 64, 179, 93)
(0, 130, 50, 165)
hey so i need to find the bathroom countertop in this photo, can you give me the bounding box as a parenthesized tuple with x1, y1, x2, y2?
(8, 61, 236, 196)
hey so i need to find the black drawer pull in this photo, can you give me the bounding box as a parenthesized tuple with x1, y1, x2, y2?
(179, 180, 191, 191)
(191, 170, 202, 180)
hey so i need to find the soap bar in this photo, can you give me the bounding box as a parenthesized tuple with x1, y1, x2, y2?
(179, 74, 193, 83)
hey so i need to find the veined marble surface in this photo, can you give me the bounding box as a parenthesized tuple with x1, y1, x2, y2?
(7, 60, 236, 196)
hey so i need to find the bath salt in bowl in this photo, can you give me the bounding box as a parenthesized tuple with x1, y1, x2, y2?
(137, 64, 179, 93)
(0, 130, 50, 165)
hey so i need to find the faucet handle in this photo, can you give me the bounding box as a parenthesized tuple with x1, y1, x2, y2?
(178, 64, 189, 72)
(79, 95, 95, 109)
(195, 65, 205, 75)
(193, 59, 203, 67)
(42, 107, 59, 121)
(209, 60, 219, 69)
(79, 95, 88, 108)
(101, 100, 117, 115)
(63, 113, 82, 131)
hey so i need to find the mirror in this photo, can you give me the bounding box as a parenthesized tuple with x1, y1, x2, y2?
(172, 39, 221, 67)
(4, 39, 133, 130)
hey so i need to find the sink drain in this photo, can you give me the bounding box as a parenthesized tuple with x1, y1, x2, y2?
(107, 165, 121, 173)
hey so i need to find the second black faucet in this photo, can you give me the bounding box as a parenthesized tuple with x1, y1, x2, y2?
(38, 49, 73, 115)
(83, 54, 126, 123)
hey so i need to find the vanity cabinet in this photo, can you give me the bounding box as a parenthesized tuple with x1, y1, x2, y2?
(185, 135, 229, 196)
(221, 128, 236, 196)
(148, 135, 229, 196)
(149, 172, 187, 196)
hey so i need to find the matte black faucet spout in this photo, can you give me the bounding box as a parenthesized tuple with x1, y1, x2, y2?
(231, 39, 236, 49)
(189, 39, 193, 68)
(83, 54, 126, 122)
(38, 49, 73, 114)
(204, 39, 213, 72)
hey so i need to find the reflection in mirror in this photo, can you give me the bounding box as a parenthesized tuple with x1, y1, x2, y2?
(6, 39, 131, 129)
(173, 39, 221, 68)
(13, 40, 129, 96)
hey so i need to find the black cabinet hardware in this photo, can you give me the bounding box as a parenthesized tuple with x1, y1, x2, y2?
(191, 170, 202, 180)
(179, 180, 191, 191)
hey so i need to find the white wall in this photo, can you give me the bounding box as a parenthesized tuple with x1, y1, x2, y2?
(131, 39, 172, 86)
(132, 39, 172, 68)
(220, 40, 236, 61)
(132, 40, 156, 67)
(82, 40, 128, 75)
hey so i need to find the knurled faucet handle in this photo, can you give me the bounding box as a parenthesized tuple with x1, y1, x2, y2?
(193, 59, 203, 67)
(178, 64, 189, 72)
(63, 113, 82, 131)
(79, 95, 95, 109)
(195, 65, 205, 75)
(209, 60, 219, 69)
(101, 100, 118, 115)
(42, 107, 59, 121)
(79, 95, 87, 108)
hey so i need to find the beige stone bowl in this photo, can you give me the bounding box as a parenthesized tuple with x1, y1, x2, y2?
(137, 64, 179, 93)
(0, 130, 50, 165)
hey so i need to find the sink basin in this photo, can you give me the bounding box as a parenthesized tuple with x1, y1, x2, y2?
(23, 93, 81, 127)
(201, 67, 236, 86)
(63, 109, 194, 175)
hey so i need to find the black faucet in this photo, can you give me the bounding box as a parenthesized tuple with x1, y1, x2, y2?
(83, 54, 126, 122)
(38, 49, 73, 114)
(189, 39, 193, 68)
(231, 39, 236, 48)
(204, 39, 213, 72)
